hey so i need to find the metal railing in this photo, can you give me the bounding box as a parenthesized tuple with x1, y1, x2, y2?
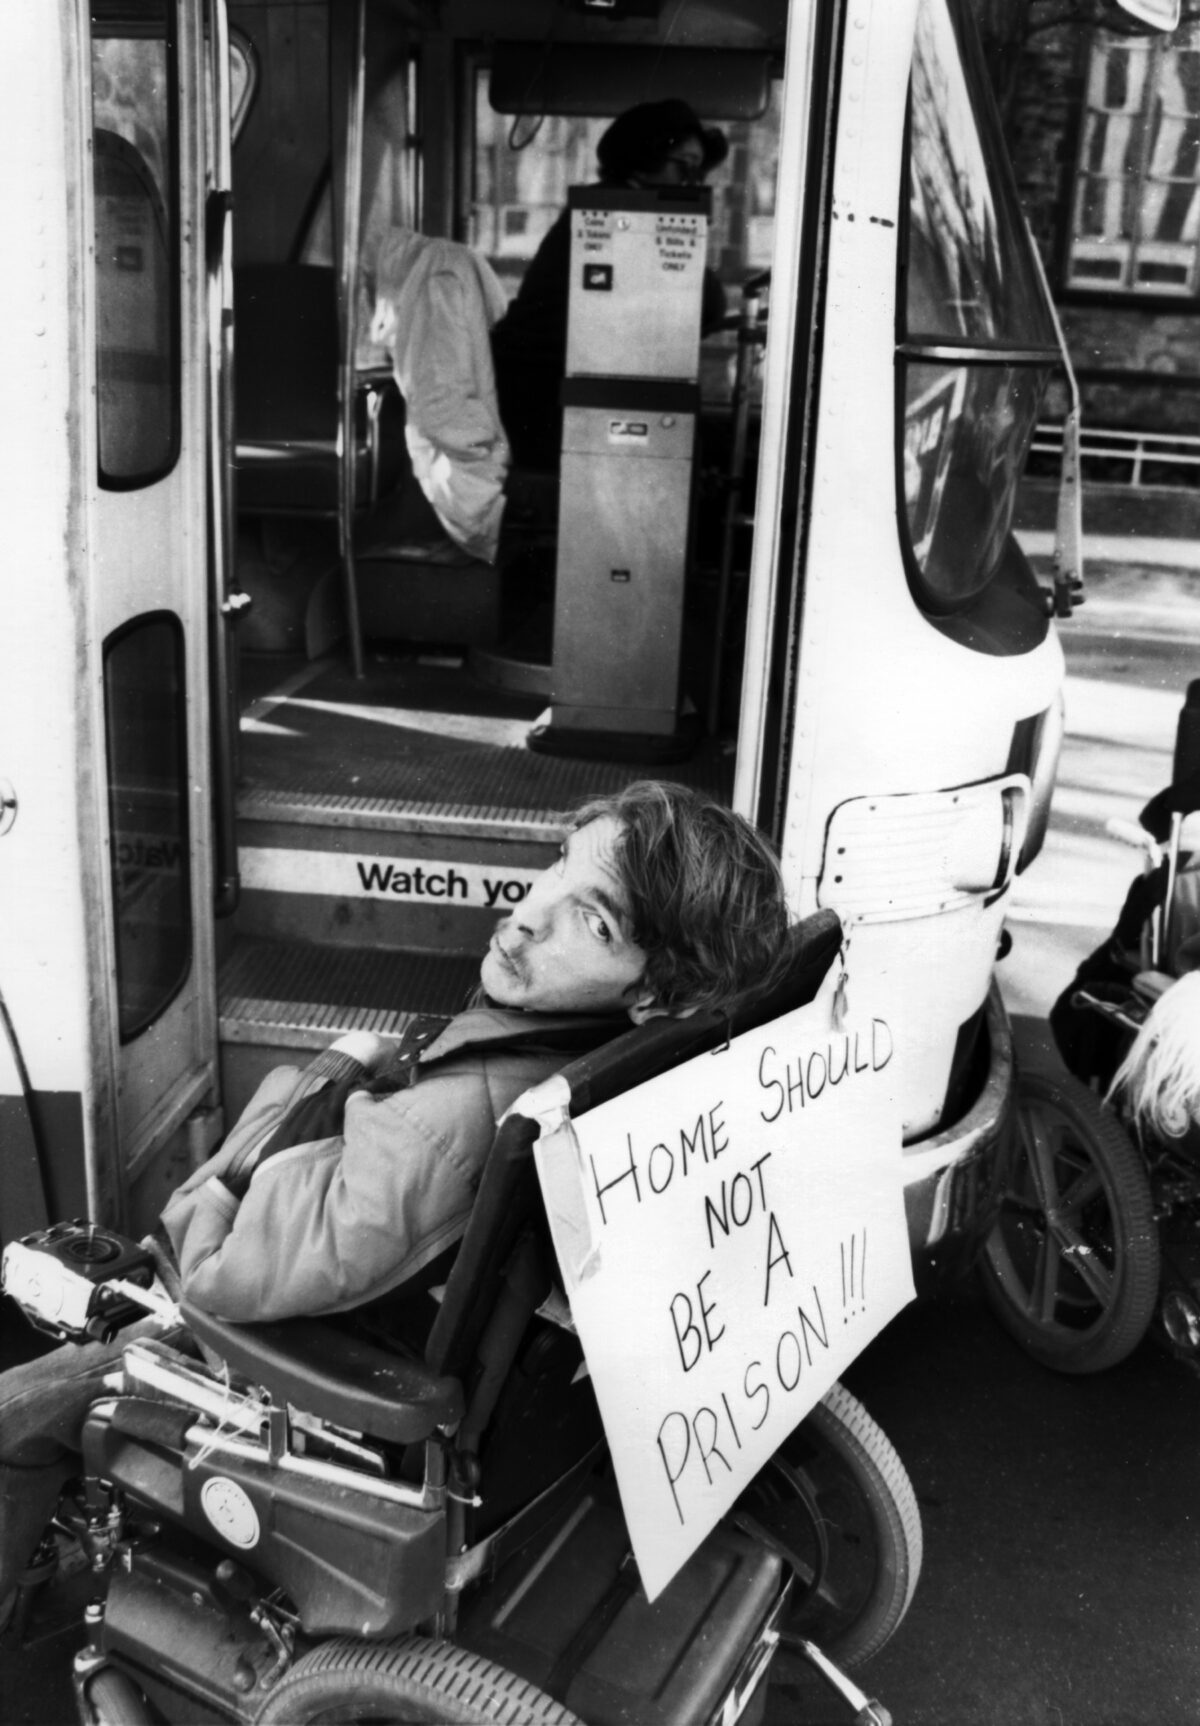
(1031, 422, 1200, 488)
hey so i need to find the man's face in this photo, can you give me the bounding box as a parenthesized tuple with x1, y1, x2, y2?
(479, 815, 651, 1018)
(635, 135, 707, 188)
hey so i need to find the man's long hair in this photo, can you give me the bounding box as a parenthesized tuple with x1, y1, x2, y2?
(570, 781, 789, 1018)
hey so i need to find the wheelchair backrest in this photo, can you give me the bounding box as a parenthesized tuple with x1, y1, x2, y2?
(424, 909, 844, 1386)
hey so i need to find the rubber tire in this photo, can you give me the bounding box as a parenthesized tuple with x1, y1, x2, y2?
(979, 1040, 1160, 1373)
(252, 1636, 584, 1726)
(85, 1668, 154, 1726)
(740, 1380, 923, 1669)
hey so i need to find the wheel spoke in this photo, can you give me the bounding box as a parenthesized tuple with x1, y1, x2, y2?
(1046, 1219, 1115, 1307)
(1020, 1108, 1063, 1213)
(1030, 1224, 1064, 1323)
(998, 1188, 1046, 1218)
(1017, 1102, 1117, 1318)
(1055, 1158, 1103, 1216)
(984, 1055, 1158, 1372)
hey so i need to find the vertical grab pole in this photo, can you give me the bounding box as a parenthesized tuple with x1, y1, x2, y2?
(337, 0, 368, 679)
(206, 0, 242, 915)
(707, 272, 768, 737)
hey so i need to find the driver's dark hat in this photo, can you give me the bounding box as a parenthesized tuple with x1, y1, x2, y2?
(596, 100, 728, 182)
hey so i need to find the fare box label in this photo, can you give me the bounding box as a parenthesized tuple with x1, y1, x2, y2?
(533, 999, 914, 1601)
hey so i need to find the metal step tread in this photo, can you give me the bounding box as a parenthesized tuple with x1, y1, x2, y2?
(236, 656, 732, 838)
(236, 784, 568, 842)
(219, 937, 481, 1050)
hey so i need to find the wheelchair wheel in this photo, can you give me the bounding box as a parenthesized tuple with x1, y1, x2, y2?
(735, 1380, 923, 1668)
(253, 1635, 583, 1725)
(979, 1039, 1160, 1373)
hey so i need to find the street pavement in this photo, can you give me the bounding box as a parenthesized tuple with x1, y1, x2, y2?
(3, 539, 1198, 1726)
(773, 1268, 1200, 1726)
(1004, 535, 1200, 1022)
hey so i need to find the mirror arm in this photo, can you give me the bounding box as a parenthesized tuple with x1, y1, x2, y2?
(1023, 215, 1084, 619)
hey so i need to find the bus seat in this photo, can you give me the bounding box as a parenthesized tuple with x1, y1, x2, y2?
(233, 264, 402, 518)
(352, 479, 504, 648)
(233, 246, 511, 648)
(335, 234, 514, 646)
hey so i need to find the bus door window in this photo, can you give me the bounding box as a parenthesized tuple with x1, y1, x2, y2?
(900, 0, 1058, 625)
(91, 0, 179, 487)
(103, 613, 192, 1043)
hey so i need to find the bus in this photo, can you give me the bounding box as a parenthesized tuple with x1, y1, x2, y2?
(0, 0, 1163, 1346)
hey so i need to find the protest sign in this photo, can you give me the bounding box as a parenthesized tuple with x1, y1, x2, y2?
(533, 999, 914, 1601)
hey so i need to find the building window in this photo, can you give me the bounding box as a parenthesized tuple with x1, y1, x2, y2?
(1069, 27, 1200, 295)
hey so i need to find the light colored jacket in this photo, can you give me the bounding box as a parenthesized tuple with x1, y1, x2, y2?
(371, 231, 510, 564)
(161, 1008, 613, 1324)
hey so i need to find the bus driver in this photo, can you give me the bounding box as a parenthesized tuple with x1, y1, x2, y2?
(490, 99, 729, 472)
(0, 780, 790, 1620)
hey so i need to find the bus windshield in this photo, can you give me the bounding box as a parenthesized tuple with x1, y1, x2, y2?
(906, 0, 1057, 348)
(900, 0, 1059, 618)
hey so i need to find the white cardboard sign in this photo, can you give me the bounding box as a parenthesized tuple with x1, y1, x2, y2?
(533, 1000, 915, 1601)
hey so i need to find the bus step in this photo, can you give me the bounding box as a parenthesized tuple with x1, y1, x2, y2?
(217, 935, 481, 1121)
(235, 654, 731, 838)
(232, 653, 733, 951)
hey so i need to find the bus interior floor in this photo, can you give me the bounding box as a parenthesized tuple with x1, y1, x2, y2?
(235, 651, 735, 816)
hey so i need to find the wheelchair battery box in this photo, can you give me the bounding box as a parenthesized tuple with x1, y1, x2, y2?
(1, 1221, 157, 1344)
(459, 1488, 783, 1726)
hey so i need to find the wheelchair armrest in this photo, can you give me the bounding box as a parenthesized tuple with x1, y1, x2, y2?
(180, 1302, 463, 1444)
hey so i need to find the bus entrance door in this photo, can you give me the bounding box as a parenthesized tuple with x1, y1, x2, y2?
(0, 1, 220, 1240)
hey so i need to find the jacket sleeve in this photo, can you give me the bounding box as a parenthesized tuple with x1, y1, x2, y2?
(161, 1065, 498, 1322)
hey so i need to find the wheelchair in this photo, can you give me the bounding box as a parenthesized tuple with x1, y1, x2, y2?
(994, 797, 1200, 1378)
(3, 911, 918, 1725)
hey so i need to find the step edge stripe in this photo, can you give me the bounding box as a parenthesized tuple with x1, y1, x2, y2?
(236, 791, 565, 843)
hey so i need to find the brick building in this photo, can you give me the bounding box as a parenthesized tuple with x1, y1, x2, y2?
(993, 6, 1200, 525)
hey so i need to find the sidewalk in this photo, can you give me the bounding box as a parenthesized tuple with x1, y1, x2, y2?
(1016, 529, 1200, 640)
(1016, 528, 1200, 571)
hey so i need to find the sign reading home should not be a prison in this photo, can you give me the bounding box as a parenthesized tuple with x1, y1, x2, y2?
(533, 998, 914, 1601)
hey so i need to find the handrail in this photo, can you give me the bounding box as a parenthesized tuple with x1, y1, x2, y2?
(336, 0, 368, 678)
(708, 274, 769, 734)
(206, 0, 242, 916)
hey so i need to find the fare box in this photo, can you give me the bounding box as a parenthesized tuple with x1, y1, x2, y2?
(533, 1000, 915, 1601)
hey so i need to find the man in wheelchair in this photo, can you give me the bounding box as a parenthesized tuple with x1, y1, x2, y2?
(2, 779, 881, 1725)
